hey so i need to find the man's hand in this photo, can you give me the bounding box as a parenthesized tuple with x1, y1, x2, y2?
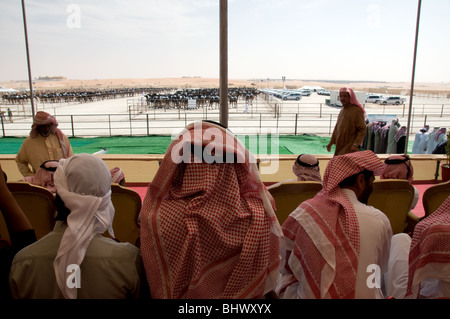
(351, 144, 360, 152)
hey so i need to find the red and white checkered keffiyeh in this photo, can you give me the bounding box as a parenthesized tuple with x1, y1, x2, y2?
(434, 128, 447, 141)
(139, 121, 281, 299)
(380, 155, 414, 183)
(339, 87, 367, 120)
(30, 111, 70, 158)
(279, 150, 384, 298)
(292, 154, 322, 183)
(23, 160, 59, 193)
(406, 196, 450, 298)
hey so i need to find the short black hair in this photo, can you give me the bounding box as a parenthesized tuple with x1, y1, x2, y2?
(202, 120, 228, 130)
(338, 169, 373, 188)
(54, 194, 71, 222)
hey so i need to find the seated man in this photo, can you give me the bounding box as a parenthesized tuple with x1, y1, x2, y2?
(0, 164, 37, 299)
(22, 160, 59, 193)
(404, 197, 450, 299)
(110, 166, 126, 186)
(15, 111, 73, 178)
(268, 154, 322, 190)
(292, 154, 322, 183)
(139, 121, 281, 299)
(276, 150, 393, 299)
(9, 154, 149, 299)
(380, 154, 419, 211)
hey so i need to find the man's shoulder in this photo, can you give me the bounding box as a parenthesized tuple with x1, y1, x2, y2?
(342, 189, 390, 225)
(87, 235, 141, 258)
(12, 231, 60, 262)
(20, 136, 34, 144)
(358, 203, 391, 229)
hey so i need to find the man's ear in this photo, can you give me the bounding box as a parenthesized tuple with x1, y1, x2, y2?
(356, 173, 366, 190)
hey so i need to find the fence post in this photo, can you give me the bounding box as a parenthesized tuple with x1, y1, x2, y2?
(295, 114, 298, 135)
(320, 103, 322, 118)
(329, 114, 333, 135)
(259, 113, 262, 134)
(441, 104, 444, 117)
(0, 115, 5, 137)
(108, 114, 111, 137)
(276, 113, 279, 133)
(70, 115, 75, 137)
(424, 114, 427, 127)
(129, 113, 132, 136)
(146, 114, 149, 136)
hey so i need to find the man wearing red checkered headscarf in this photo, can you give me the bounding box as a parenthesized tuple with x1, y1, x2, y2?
(404, 196, 450, 298)
(15, 111, 73, 177)
(380, 155, 419, 211)
(139, 121, 281, 299)
(276, 150, 393, 299)
(384, 196, 450, 299)
(326, 87, 367, 156)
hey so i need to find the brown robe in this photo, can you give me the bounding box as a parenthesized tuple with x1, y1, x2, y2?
(329, 104, 366, 156)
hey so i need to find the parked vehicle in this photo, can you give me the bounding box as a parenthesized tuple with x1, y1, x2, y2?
(365, 94, 383, 103)
(378, 96, 406, 105)
(329, 90, 366, 107)
(317, 89, 330, 96)
(282, 92, 302, 100)
(299, 90, 311, 96)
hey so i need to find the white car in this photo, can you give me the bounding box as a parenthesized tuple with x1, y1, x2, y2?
(365, 94, 383, 103)
(317, 89, 330, 96)
(299, 90, 311, 96)
(378, 96, 406, 105)
(282, 92, 302, 100)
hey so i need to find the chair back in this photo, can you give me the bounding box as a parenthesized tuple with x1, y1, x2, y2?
(368, 179, 415, 234)
(268, 181, 322, 225)
(422, 180, 450, 217)
(104, 184, 141, 246)
(0, 182, 56, 241)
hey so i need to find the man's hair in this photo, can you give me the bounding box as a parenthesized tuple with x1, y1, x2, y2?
(338, 169, 373, 188)
(54, 194, 71, 222)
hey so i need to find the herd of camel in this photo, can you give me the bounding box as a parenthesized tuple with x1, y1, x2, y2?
(2, 87, 260, 110)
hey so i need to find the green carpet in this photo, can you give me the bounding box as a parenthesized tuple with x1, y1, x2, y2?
(0, 134, 412, 155)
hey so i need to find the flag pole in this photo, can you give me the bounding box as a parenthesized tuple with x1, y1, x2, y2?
(219, 0, 228, 128)
(21, 0, 35, 117)
(404, 0, 422, 155)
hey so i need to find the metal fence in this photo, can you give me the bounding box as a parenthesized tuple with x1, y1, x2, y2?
(1, 94, 449, 138)
(1, 108, 449, 138)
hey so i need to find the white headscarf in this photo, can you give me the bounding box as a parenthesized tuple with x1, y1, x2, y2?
(53, 153, 115, 299)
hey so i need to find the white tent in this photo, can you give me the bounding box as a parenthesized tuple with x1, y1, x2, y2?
(300, 86, 325, 92)
(0, 87, 17, 93)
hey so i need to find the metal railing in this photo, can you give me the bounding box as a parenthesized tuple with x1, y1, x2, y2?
(1, 93, 449, 137)
(1, 108, 449, 138)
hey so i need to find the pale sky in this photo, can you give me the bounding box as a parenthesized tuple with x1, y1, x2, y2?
(1, 0, 449, 83)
